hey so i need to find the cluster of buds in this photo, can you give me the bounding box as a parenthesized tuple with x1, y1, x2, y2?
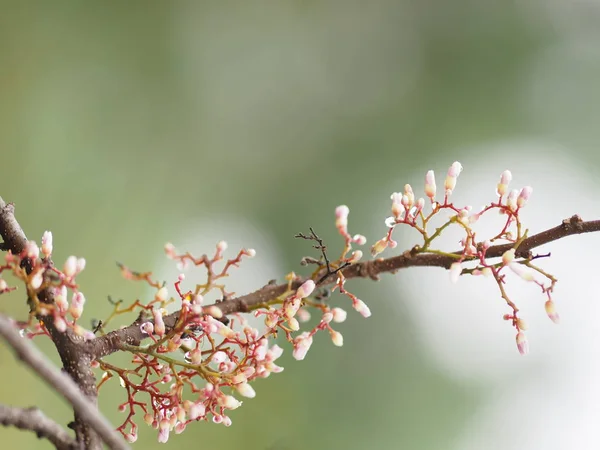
(102, 210, 371, 443)
(0, 161, 561, 445)
(0, 231, 93, 339)
(370, 161, 558, 355)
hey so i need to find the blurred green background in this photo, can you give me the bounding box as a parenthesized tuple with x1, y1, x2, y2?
(1, 2, 600, 449)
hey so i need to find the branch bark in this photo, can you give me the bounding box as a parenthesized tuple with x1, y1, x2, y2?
(0, 404, 76, 450)
(89, 214, 600, 358)
(0, 314, 129, 450)
(0, 197, 129, 450)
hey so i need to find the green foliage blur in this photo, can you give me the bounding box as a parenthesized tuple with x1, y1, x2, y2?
(1, 2, 599, 449)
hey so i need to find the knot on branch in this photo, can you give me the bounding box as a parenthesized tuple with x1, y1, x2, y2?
(563, 214, 584, 232)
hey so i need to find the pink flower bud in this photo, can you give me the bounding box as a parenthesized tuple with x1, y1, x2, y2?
(64, 256, 77, 277)
(516, 331, 528, 355)
(30, 269, 43, 290)
(158, 419, 170, 443)
(352, 234, 367, 245)
(188, 402, 206, 420)
(509, 262, 535, 282)
(70, 292, 86, 319)
(348, 250, 363, 264)
(335, 205, 349, 232)
(517, 186, 533, 208)
(203, 305, 223, 319)
(216, 240, 228, 252)
(331, 307, 347, 323)
(54, 316, 67, 333)
(155, 287, 168, 302)
(164, 242, 176, 259)
(76, 258, 86, 273)
(425, 170, 436, 200)
(516, 318, 528, 331)
(545, 300, 560, 324)
(502, 249, 515, 265)
(285, 297, 301, 319)
(507, 189, 518, 211)
(212, 351, 228, 364)
(390, 192, 403, 218)
(497, 170, 512, 196)
(415, 198, 425, 214)
(371, 238, 388, 257)
(292, 332, 313, 360)
(404, 184, 415, 208)
(296, 280, 315, 299)
(235, 382, 256, 398)
(352, 299, 371, 318)
(444, 161, 463, 194)
(220, 395, 242, 410)
(218, 324, 236, 339)
(449, 262, 462, 283)
(41, 231, 53, 257)
(153, 309, 165, 336)
(25, 241, 39, 260)
(296, 308, 311, 323)
(330, 330, 344, 347)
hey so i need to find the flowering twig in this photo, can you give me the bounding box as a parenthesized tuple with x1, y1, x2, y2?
(0, 404, 76, 450)
(0, 197, 128, 450)
(2, 161, 600, 446)
(89, 214, 600, 359)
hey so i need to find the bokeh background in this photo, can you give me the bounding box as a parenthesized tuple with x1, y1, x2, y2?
(1, 2, 600, 449)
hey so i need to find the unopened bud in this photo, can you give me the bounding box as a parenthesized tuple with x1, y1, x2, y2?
(545, 300, 560, 324)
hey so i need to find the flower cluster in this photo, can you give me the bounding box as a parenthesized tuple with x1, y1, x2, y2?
(0, 160, 561, 445)
(99, 211, 370, 443)
(0, 231, 92, 339)
(370, 162, 558, 355)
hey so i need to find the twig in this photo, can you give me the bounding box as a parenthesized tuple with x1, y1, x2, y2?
(0, 314, 130, 450)
(89, 214, 600, 358)
(0, 404, 76, 450)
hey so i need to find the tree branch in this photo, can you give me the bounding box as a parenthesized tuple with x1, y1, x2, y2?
(89, 214, 600, 358)
(0, 404, 76, 450)
(0, 197, 129, 450)
(0, 314, 129, 450)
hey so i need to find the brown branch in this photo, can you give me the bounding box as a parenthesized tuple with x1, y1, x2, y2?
(0, 404, 77, 450)
(0, 197, 129, 450)
(90, 214, 600, 358)
(0, 314, 129, 450)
